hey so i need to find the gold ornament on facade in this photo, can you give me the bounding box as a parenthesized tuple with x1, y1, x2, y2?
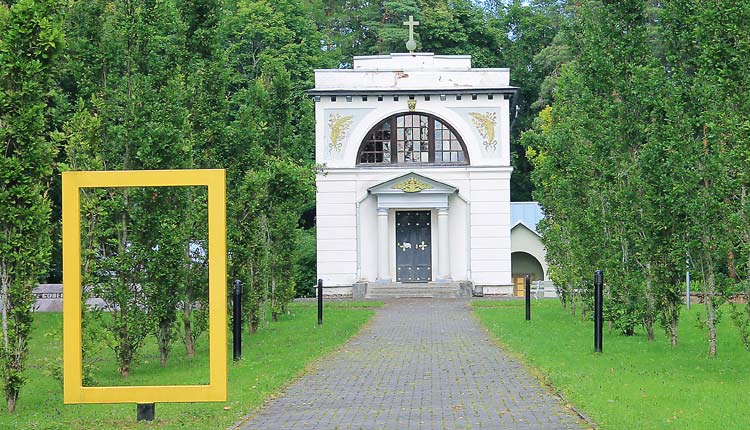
(328, 114, 353, 151)
(408, 98, 417, 112)
(391, 177, 432, 193)
(469, 111, 498, 150)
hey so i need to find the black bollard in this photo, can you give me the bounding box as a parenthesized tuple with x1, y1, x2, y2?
(525, 274, 531, 321)
(137, 403, 155, 421)
(594, 270, 603, 353)
(317, 279, 323, 325)
(233, 279, 243, 361)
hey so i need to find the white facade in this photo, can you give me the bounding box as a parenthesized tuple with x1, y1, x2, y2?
(312, 53, 516, 296)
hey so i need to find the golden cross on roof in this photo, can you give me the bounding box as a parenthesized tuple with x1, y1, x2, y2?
(403, 15, 419, 53)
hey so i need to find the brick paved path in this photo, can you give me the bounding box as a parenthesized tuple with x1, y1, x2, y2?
(235, 299, 583, 430)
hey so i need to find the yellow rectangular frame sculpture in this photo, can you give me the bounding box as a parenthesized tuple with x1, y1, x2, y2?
(62, 169, 227, 404)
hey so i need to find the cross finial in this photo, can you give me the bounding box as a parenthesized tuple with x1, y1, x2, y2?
(403, 15, 419, 53)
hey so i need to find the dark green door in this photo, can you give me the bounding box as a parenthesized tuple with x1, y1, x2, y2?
(396, 211, 432, 282)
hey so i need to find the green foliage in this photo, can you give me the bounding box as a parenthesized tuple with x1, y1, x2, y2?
(495, 0, 569, 201)
(526, 0, 750, 356)
(475, 300, 750, 430)
(0, 0, 63, 412)
(58, 0, 201, 374)
(729, 297, 750, 352)
(293, 228, 317, 298)
(19, 0, 750, 409)
(231, 158, 314, 327)
(0, 305, 375, 428)
(605, 279, 644, 336)
(216, 0, 320, 327)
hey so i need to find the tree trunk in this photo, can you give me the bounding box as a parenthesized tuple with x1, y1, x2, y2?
(705, 269, 718, 357)
(643, 264, 656, 342)
(1, 259, 9, 362)
(119, 316, 131, 377)
(117, 206, 131, 378)
(670, 316, 679, 348)
(182, 306, 195, 358)
(7, 391, 17, 414)
(744, 263, 750, 351)
(182, 242, 195, 358)
(645, 320, 655, 342)
(262, 280, 268, 326)
(1, 264, 19, 414)
(158, 319, 170, 367)
(272, 285, 279, 322)
(119, 363, 130, 378)
(160, 347, 168, 367)
(248, 308, 258, 333)
(570, 294, 576, 316)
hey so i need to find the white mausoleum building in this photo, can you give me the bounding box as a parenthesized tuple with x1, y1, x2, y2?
(311, 52, 520, 297)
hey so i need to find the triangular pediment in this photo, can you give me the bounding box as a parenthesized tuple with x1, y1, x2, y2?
(368, 172, 457, 195)
(511, 221, 542, 238)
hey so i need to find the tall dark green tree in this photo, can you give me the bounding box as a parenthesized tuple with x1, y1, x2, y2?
(0, 0, 63, 412)
(176, 0, 224, 356)
(661, 0, 750, 356)
(493, 0, 569, 201)
(221, 0, 320, 322)
(526, 0, 750, 355)
(60, 0, 194, 373)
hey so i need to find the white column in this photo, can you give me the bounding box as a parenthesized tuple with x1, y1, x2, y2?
(377, 208, 390, 280)
(438, 208, 451, 280)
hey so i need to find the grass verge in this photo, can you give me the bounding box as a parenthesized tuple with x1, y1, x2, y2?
(0, 301, 381, 430)
(473, 299, 750, 430)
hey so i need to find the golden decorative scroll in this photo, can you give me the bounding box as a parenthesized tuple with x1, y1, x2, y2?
(469, 111, 498, 150)
(328, 114, 353, 151)
(391, 177, 432, 193)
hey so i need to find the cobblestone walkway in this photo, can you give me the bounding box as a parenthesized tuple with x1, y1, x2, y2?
(235, 299, 583, 430)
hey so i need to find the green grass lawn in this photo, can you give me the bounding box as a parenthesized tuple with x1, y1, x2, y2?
(473, 299, 750, 430)
(0, 301, 380, 430)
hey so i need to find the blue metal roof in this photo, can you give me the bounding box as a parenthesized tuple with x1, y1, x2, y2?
(510, 202, 543, 233)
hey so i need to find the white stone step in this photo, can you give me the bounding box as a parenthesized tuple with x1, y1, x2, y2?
(363, 282, 471, 299)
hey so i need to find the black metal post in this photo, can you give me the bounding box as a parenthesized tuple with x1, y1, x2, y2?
(137, 403, 155, 421)
(594, 270, 603, 353)
(233, 279, 243, 361)
(317, 279, 323, 325)
(525, 274, 531, 321)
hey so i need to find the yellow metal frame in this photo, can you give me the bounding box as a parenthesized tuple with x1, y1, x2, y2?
(62, 169, 227, 404)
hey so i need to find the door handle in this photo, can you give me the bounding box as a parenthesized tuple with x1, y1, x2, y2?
(399, 242, 412, 251)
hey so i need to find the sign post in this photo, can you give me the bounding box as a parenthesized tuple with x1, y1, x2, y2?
(317, 279, 323, 325)
(594, 270, 603, 353)
(137, 403, 155, 421)
(233, 279, 243, 361)
(525, 274, 531, 321)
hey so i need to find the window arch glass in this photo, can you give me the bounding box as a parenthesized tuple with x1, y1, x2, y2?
(357, 113, 469, 165)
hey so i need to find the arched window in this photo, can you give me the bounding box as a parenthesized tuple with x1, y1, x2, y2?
(357, 113, 469, 165)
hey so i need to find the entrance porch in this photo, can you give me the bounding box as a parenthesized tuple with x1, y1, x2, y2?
(368, 172, 457, 284)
